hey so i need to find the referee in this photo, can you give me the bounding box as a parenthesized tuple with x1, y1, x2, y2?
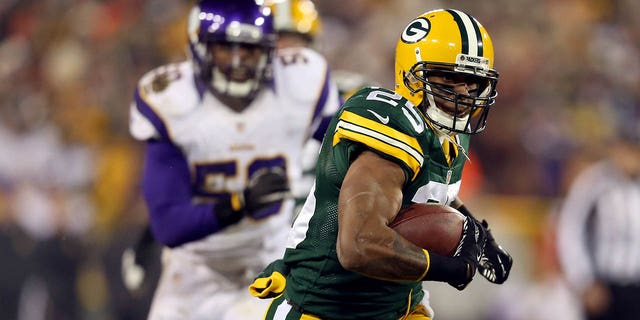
(556, 112, 640, 320)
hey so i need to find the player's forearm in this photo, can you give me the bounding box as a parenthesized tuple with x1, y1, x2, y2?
(336, 191, 426, 281)
(142, 141, 224, 247)
(338, 228, 431, 282)
(147, 202, 218, 247)
(339, 234, 468, 284)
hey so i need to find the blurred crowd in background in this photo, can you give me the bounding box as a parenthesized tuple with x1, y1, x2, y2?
(0, 0, 638, 319)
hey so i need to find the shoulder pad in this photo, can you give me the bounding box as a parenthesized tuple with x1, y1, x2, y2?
(334, 87, 430, 178)
(136, 62, 201, 117)
(130, 62, 201, 141)
(273, 47, 329, 103)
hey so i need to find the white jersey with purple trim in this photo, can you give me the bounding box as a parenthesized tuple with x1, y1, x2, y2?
(129, 47, 339, 301)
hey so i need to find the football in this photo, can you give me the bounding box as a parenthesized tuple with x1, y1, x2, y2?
(389, 203, 465, 256)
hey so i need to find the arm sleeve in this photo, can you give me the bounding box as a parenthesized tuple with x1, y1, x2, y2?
(141, 140, 227, 247)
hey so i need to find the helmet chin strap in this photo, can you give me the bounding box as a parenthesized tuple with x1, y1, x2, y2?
(423, 88, 469, 133)
(425, 104, 471, 163)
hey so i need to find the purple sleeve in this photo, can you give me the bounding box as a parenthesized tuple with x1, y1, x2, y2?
(311, 69, 341, 142)
(141, 140, 225, 247)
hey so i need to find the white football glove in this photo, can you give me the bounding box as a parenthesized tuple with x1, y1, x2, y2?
(121, 248, 145, 291)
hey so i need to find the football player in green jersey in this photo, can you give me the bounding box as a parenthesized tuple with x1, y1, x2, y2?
(249, 8, 513, 320)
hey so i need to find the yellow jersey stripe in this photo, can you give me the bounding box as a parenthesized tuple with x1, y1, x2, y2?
(333, 111, 424, 180)
(339, 111, 423, 153)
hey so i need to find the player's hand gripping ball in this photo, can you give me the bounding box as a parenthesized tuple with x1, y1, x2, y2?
(389, 203, 465, 256)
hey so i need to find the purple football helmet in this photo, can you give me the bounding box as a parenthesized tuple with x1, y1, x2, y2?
(187, 0, 276, 100)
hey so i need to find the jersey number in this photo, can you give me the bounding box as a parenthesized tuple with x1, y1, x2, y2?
(366, 90, 425, 134)
(278, 51, 309, 66)
(193, 156, 286, 200)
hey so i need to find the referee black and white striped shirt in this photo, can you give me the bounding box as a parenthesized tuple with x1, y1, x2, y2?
(556, 159, 640, 293)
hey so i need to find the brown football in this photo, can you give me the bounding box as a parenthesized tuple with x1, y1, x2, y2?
(389, 203, 465, 256)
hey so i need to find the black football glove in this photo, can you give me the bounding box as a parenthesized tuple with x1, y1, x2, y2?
(214, 166, 290, 227)
(456, 204, 513, 285)
(448, 216, 486, 290)
(477, 220, 513, 284)
(243, 167, 290, 219)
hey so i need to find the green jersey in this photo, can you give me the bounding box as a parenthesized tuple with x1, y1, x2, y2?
(281, 87, 469, 319)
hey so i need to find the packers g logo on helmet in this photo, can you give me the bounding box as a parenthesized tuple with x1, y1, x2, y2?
(401, 18, 431, 44)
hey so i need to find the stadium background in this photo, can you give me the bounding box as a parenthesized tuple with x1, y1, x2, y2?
(0, 0, 638, 319)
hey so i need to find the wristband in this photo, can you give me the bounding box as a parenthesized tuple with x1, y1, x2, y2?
(421, 251, 467, 283)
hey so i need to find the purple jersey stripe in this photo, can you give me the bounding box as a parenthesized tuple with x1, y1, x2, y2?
(310, 68, 334, 141)
(135, 87, 171, 141)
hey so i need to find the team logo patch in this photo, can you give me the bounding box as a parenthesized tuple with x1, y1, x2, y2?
(401, 18, 430, 44)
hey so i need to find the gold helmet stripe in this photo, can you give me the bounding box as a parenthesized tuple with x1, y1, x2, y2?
(446, 9, 483, 57)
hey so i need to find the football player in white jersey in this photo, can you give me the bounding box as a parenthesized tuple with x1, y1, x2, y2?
(220, 2, 330, 318)
(128, 0, 340, 318)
